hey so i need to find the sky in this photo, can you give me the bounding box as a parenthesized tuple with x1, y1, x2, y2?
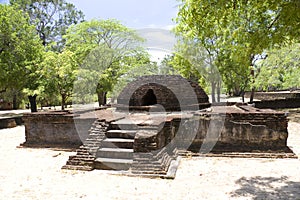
(67, 0, 180, 62)
(1, 0, 179, 29)
(0, 0, 179, 61)
(68, 0, 179, 30)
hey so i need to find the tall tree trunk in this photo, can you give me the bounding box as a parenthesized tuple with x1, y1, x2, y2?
(217, 81, 221, 103)
(97, 91, 107, 107)
(211, 82, 216, 103)
(12, 94, 17, 110)
(249, 66, 255, 103)
(249, 87, 255, 103)
(249, 55, 255, 103)
(61, 94, 66, 111)
(241, 90, 245, 103)
(28, 95, 37, 112)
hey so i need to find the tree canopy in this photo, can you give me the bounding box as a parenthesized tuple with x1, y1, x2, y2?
(255, 43, 300, 91)
(175, 0, 300, 100)
(0, 4, 44, 109)
(40, 50, 78, 110)
(10, 0, 84, 51)
(65, 19, 147, 106)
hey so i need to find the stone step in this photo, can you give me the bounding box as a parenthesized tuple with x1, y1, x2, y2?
(68, 156, 94, 161)
(101, 138, 134, 149)
(85, 138, 104, 142)
(83, 147, 99, 152)
(75, 150, 90, 154)
(137, 125, 159, 130)
(69, 154, 94, 159)
(89, 133, 104, 137)
(106, 130, 136, 139)
(131, 170, 167, 175)
(66, 160, 93, 166)
(132, 162, 163, 168)
(109, 123, 138, 130)
(94, 157, 133, 170)
(96, 148, 133, 159)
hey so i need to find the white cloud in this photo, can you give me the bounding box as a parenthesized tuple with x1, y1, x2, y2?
(137, 28, 176, 50)
(147, 48, 171, 64)
(164, 24, 176, 30)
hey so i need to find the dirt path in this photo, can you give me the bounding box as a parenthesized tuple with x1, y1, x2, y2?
(0, 123, 300, 200)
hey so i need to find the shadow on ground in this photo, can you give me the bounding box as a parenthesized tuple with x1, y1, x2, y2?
(231, 176, 300, 200)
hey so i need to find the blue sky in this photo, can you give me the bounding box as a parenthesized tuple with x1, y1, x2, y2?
(68, 0, 179, 29)
(0, 0, 178, 60)
(1, 0, 179, 29)
(68, 0, 179, 61)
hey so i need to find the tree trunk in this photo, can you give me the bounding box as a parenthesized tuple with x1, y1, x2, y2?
(211, 82, 216, 103)
(249, 66, 255, 103)
(249, 55, 255, 103)
(28, 95, 38, 112)
(12, 94, 17, 110)
(249, 87, 255, 103)
(217, 81, 221, 103)
(241, 90, 245, 103)
(97, 91, 107, 107)
(61, 94, 66, 111)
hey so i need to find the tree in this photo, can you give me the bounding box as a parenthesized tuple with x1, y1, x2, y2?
(0, 4, 44, 110)
(164, 53, 209, 94)
(65, 19, 146, 106)
(159, 55, 177, 76)
(171, 38, 222, 102)
(10, 0, 84, 51)
(255, 43, 300, 91)
(175, 0, 300, 102)
(41, 50, 78, 110)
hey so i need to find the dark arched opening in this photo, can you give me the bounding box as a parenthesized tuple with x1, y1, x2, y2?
(141, 89, 157, 106)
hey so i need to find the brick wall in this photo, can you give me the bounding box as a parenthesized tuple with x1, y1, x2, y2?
(22, 111, 96, 148)
(176, 110, 289, 152)
(117, 75, 210, 111)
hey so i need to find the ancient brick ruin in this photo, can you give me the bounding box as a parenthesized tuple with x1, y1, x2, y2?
(117, 75, 210, 111)
(245, 91, 300, 109)
(22, 75, 296, 178)
(0, 114, 22, 129)
(22, 111, 94, 148)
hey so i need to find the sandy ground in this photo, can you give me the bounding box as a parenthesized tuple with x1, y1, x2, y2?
(0, 123, 300, 200)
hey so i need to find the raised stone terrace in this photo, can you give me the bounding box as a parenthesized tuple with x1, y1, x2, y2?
(21, 75, 297, 178)
(27, 104, 293, 178)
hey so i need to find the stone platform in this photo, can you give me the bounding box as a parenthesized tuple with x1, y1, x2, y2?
(21, 103, 297, 178)
(62, 104, 295, 178)
(0, 113, 23, 129)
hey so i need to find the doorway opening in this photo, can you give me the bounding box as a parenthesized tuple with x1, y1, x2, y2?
(141, 89, 157, 106)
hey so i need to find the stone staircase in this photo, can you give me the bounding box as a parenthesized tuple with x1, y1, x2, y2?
(94, 121, 137, 170)
(62, 119, 108, 171)
(131, 150, 176, 175)
(63, 116, 179, 178)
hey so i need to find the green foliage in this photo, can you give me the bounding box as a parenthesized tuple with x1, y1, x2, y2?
(218, 52, 251, 96)
(255, 43, 300, 91)
(161, 53, 210, 94)
(65, 19, 148, 105)
(10, 0, 85, 51)
(40, 50, 78, 109)
(110, 52, 159, 101)
(159, 55, 177, 75)
(0, 4, 44, 107)
(175, 0, 300, 96)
